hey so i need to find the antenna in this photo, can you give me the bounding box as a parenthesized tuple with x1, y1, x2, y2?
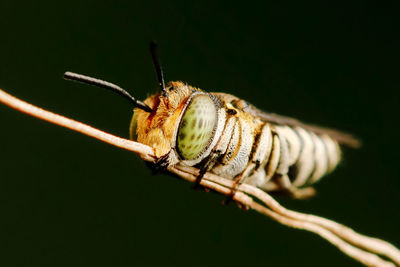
(63, 72, 152, 113)
(149, 41, 168, 97)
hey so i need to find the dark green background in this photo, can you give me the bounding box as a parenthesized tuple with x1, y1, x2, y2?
(0, 1, 399, 266)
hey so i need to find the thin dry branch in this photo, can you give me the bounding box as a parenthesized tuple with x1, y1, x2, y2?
(1, 88, 399, 266)
(173, 166, 399, 267)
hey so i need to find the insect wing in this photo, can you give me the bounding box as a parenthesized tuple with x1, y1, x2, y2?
(213, 93, 360, 148)
(245, 103, 360, 148)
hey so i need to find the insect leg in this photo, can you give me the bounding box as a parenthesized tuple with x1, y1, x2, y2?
(262, 177, 316, 199)
(192, 151, 221, 190)
(151, 150, 175, 173)
(289, 186, 316, 199)
(222, 164, 255, 207)
(193, 164, 208, 189)
(195, 116, 236, 189)
(223, 123, 274, 205)
(262, 131, 310, 197)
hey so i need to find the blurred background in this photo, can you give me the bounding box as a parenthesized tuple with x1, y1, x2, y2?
(0, 1, 399, 266)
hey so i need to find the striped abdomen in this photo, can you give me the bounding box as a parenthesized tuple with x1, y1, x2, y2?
(208, 112, 341, 192)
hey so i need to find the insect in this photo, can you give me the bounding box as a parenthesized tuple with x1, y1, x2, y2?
(2, 43, 399, 267)
(63, 42, 360, 200)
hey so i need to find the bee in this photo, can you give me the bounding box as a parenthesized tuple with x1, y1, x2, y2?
(64, 42, 360, 199)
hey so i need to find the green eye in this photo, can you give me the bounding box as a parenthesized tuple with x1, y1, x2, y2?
(177, 95, 217, 160)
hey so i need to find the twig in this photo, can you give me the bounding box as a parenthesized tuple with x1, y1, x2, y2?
(173, 165, 399, 267)
(1, 88, 399, 266)
(239, 182, 400, 265)
(0, 89, 154, 161)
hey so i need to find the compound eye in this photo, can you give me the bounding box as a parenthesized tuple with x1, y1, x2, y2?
(177, 95, 217, 160)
